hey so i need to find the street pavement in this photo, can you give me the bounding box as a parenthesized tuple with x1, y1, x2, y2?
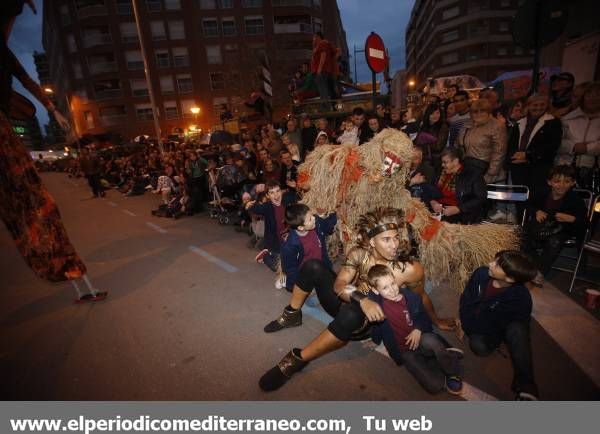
(0, 173, 598, 400)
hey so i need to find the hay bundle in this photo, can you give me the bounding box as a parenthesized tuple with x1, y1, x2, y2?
(298, 128, 519, 291)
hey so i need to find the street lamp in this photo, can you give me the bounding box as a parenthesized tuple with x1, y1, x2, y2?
(190, 106, 200, 122)
(44, 87, 77, 149)
(408, 79, 416, 87)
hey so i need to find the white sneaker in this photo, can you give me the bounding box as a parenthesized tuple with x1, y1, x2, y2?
(275, 275, 286, 289)
(489, 210, 507, 220)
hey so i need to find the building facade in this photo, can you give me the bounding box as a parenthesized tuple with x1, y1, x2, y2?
(405, 0, 535, 91)
(41, 0, 347, 142)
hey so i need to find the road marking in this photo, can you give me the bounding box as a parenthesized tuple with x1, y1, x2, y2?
(301, 301, 498, 401)
(189, 246, 238, 273)
(123, 210, 136, 217)
(146, 222, 167, 234)
(108, 201, 117, 207)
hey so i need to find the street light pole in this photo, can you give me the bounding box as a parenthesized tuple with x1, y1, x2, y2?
(132, 0, 164, 154)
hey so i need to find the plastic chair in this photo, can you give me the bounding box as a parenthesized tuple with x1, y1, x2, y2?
(486, 184, 529, 226)
(568, 194, 600, 293)
(549, 189, 594, 275)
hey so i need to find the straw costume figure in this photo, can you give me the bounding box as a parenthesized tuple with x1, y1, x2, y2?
(297, 128, 519, 291)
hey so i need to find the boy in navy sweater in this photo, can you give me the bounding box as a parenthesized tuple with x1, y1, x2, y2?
(458, 250, 539, 400)
(368, 265, 464, 395)
(246, 180, 297, 272)
(280, 204, 337, 292)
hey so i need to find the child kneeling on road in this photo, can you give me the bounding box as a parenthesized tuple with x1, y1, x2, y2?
(367, 264, 464, 395)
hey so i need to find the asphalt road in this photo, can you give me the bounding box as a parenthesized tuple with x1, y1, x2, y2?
(0, 173, 598, 400)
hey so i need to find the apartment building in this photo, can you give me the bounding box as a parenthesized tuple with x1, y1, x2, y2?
(42, 0, 348, 141)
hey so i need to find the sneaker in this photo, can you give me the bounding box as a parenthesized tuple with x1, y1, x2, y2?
(255, 249, 269, 263)
(446, 375, 463, 395)
(446, 347, 464, 359)
(264, 307, 302, 333)
(489, 210, 507, 221)
(275, 275, 286, 289)
(145, 184, 153, 190)
(516, 391, 538, 401)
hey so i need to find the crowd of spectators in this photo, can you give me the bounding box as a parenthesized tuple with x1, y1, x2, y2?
(62, 74, 598, 281)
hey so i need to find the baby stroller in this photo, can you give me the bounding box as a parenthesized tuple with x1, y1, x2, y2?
(207, 167, 239, 225)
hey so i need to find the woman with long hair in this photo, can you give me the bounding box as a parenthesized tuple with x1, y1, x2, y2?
(416, 103, 449, 175)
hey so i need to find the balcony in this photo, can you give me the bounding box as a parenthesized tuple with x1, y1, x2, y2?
(273, 22, 312, 34)
(83, 34, 113, 48)
(89, 62, 118, 74)
(77, 5, 108, 20)
(100, 114, 127, 126)
(116, 3, 132, 15)
(273, 0, 312, 6)
(127, 61, 144, 70)
(121, 34, 139, 43)
(95, 89, 123, 100)
(132, 88, 149, 97)
(173, 56, 190, 67)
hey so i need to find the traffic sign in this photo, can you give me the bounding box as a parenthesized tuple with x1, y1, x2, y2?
(365, 32, 387, 74)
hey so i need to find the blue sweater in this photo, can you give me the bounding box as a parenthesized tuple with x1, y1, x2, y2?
(459, 266, 532, 335)
(280, 213, 337, 290)
(369, 288, 435, 365)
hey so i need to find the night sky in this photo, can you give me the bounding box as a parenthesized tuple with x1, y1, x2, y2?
(9, 0, 415, 131)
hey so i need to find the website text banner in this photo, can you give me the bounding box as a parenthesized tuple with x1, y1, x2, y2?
(2, 402, 598, 434)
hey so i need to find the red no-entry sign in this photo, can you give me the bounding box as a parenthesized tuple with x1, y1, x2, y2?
(365, 32, 387, 74)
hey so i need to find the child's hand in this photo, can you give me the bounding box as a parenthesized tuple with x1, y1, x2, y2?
(405, 329, 422, 351)
(555, 212, 576, 223)
(535, 210, 548, 223)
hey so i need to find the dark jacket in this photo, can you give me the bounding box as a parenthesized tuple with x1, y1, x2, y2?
(526, 186, 588, 241)
(248, 191, 297, 252)
(438, 166, 487, 224)
(369, 288, 435, 365)
(280, 213, 337, 290)
(459, 267, 532, 336)
(508, 114, 562, 194)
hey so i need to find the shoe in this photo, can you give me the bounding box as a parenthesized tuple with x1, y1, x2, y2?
(75, 291, 108, 303)
(145, 184, 153, 190)
(489, 210, 507, 221)
(446, 375, 463, 395)
(259, 348, 308, 392)
(255, 249, 269, 263)
(516, 391, 538, 401)
(446, 347, 464, 358)
(275, 275, 286, 289)
(264, 307, 302, 333)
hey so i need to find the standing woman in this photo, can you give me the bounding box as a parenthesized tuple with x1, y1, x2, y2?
(259, 208, 455, 392)
(457, 98, 507, 184)
(0, 1, 105, 300)
(416, 103, 449, 176)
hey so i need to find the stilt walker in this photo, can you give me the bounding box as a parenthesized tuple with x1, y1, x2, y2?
(1, 1, 107, 302)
